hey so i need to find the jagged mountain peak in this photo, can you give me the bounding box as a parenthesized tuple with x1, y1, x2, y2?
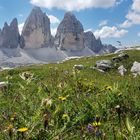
(10, 18, 18, 28)
(57, 12, 83, 34)
(55, 12, 85, 51)
(64, 12, 76, 19)
(4, 22, 9, 28)
(84, 31, 96, 40)
(20, 6, 52, 48)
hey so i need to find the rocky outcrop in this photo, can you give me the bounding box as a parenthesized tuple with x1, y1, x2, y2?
(84, 31, 117, 53)
(95, 60, 112, 71)
(131, 61, 140, 77)
(112, 53, 129, 62)
(20, 6, 52, 49)
(118, 65, 127, 76)
(0, 18, 20, 48)
(55, 12, 85, 51)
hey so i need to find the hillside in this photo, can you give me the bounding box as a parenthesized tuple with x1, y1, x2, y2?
(0, 49, 140, 140)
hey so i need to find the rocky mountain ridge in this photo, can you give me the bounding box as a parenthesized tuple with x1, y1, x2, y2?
(0, 6, 117, 68)
(0, 7, 116, 53)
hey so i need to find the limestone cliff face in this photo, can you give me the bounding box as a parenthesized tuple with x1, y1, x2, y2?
(84, 31, 116, 53)
(55, 12, 85, 51)
(20, 7, 52, 49)
(0, 18, 20, 48)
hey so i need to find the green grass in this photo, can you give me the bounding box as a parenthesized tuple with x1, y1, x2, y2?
(0, 50, 140, 140)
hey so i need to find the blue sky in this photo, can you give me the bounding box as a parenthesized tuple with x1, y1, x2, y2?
(0, 0, 140, 47)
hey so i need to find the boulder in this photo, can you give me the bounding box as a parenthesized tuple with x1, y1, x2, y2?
(55, 12, 85, 51)
(112, 53, 129, 62)
(95, 60, 112, 71)
(20, 6, 52, 48)
(118, 65, 127, 76)
(131, 61, 140, 77)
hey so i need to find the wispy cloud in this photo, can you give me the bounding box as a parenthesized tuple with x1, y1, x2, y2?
(120, 0, 140, 28)
(99, 20, 108, 27)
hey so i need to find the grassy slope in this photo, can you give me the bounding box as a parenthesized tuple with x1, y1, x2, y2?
(0, 50, 140, 140)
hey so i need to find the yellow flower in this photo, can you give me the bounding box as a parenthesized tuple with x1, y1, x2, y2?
(93, 121, 101, 127)
(8, 124, 13, 129)
(10, 117, 14, 121)
(58, 95, 69, 101)
(105, 85, 112, 91)
(17, 127, 28, 132)
(62, 113, 69, 119)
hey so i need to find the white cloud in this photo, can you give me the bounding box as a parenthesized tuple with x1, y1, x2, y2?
(30, 0, 122, 11)
(99, 20, 108, 27)
(132, 0, 140, 13)
(120, 0, 140, 28)
(120, 20, 132, 28)
(51, 28, 57, 36)
(137, 32, 140, 37)
(94, 26, 128, 38)
(126, 11, 140, 24)
(18, 23, 24, 34)
(47, 15, 60, 24)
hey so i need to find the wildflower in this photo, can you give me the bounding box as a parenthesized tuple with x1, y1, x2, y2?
(58, 82, 67, 89)
(115, 105, 121, 114)
(105, 85, 112, 91)
(96, 130, 102, 138)
(62, 113, 70, 123)
(41, 98, 52, 107)
(8, 124, 13, 129)
(17, 127, 28, 132)
(10, 117, 14, 121)
(19, 71, 34, 82)
(58, 95, 69, 101)
(7, 124, 14, 139)
(62, 113, 69, 120)
(118, 92, 122, 96)
(10, 112, 17, 122)
(93, 121, 101, 127)
(87, 124, 94, 133)
(92, 115, 101, 127)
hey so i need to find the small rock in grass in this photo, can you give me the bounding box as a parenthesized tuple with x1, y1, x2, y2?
(118, 65, 127, 76)
(73, 64, 84, 70)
